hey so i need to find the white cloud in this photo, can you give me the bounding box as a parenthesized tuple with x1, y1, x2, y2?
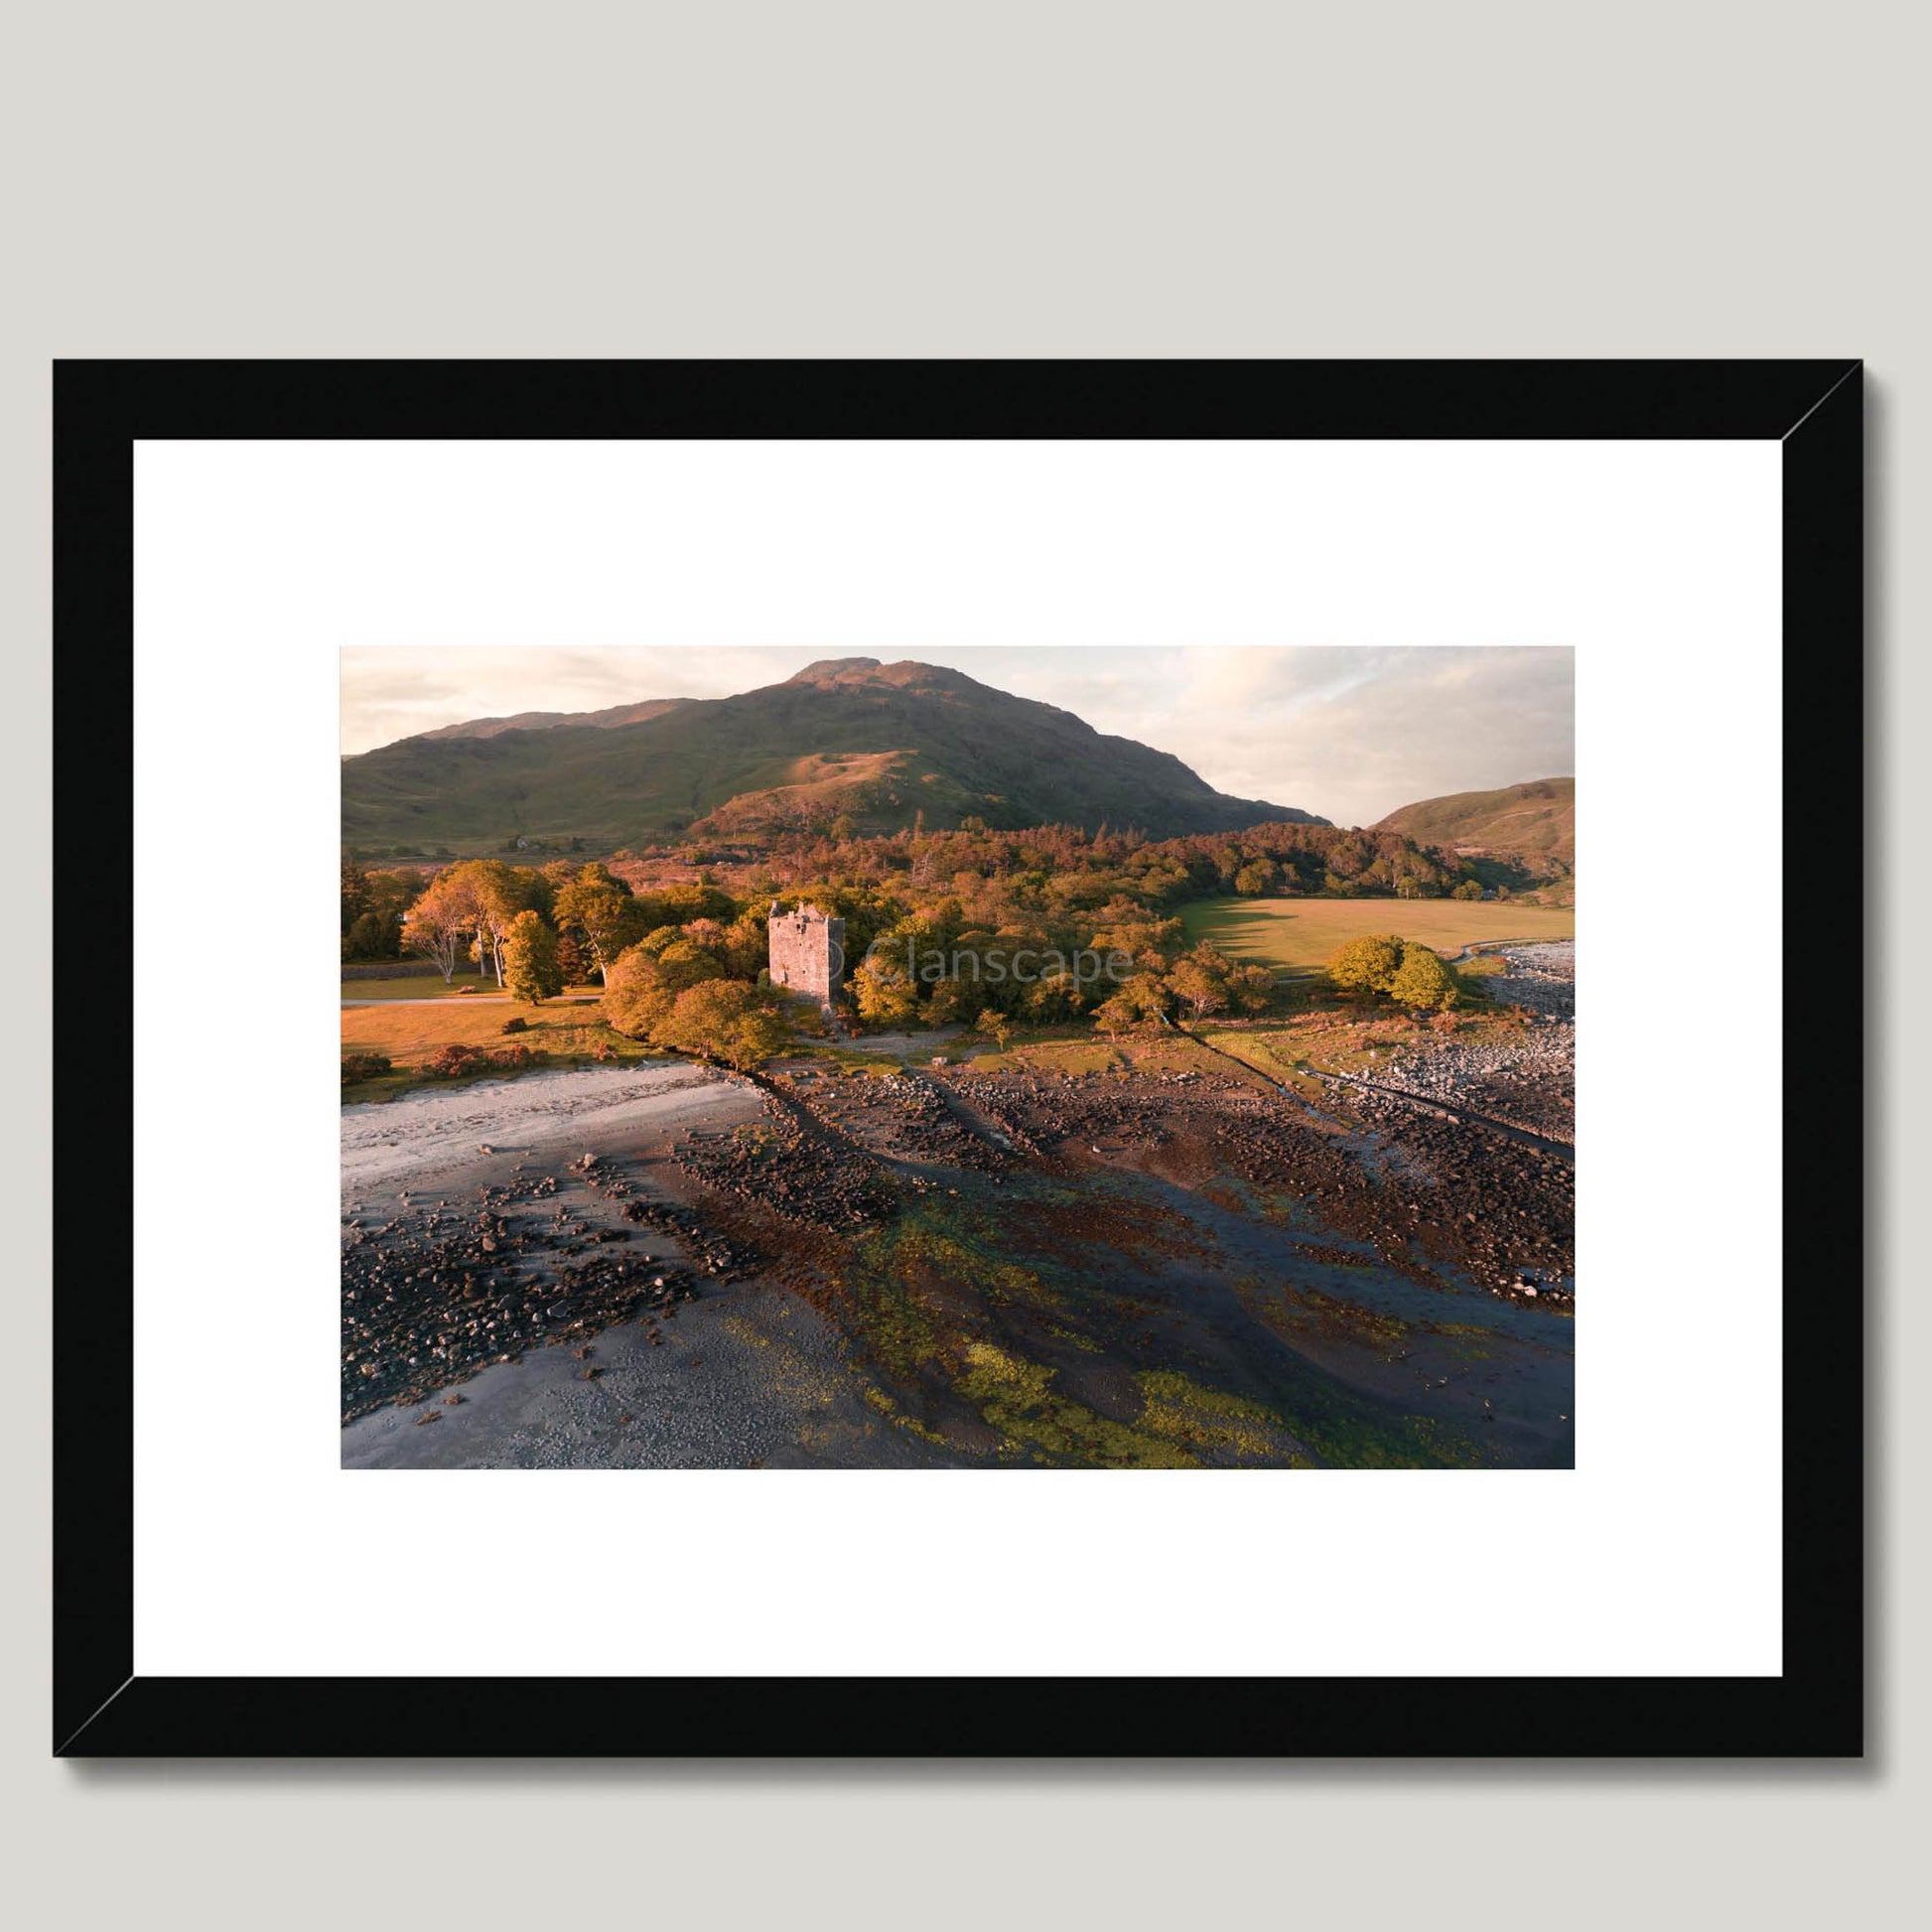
(342, 644, 1573, 826)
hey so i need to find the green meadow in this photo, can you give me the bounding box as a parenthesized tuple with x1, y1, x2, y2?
(1178, 897, 1575, 975)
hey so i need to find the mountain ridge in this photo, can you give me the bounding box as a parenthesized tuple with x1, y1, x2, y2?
(415, 698, 690, 741)
(343, 657, 1329, 852)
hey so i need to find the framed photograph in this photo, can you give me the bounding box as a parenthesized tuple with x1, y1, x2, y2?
(56, 360, 1862, 1755)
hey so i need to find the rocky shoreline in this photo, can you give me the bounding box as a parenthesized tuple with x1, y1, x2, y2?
(343, 998, 1576, 1467)
(1368, 942, 1576, 1146)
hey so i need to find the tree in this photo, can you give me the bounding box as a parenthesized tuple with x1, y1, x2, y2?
(976, 1007, 1014, 1050)
(553, 864, 641, 984)
(657, 881, 738, 924)
(1452, 879, 1484, 901)
(554, 932, 589, 984)
(402, 872, 476, 983)
(1165, 942, 1234, 1021)
(343, 908, 401, 961)
(501, 909, 563, 1004)
(1387, 943, 1461, 1012)
(1226, 963, 1276, 1015)
(721, 910, 769, 979)
(431, 859, 527, 987)
(921, 976, 973, 1026)
(655, 936, 729, 993)
(727, 999, 798, 1069)
(353, 868, 425, 960)
(653, 980, 794, 1070)
(1091, 972, 1168, 1037)
(341, 860, 372, 935)
(1024, 963, 1084, 1023)
(1233, 859, 1276, 897)
(600, 944, 677, 1040)
(343, 861, 416, 960)
(850, 956, 919, 1029)
(1326, 934, 1404, 997)
(1090, 911, 1186, 972)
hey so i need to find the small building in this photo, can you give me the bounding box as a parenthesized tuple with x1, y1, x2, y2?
(767, 899, 845, 1009)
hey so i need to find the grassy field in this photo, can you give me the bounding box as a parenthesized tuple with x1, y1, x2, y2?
(341, 970, 603, 1002)
(342, 997, 660, 1099)
(1178, 897, 1575, 975)
(1204, 1022, 1411, 1094)
(966, 1034, 1204, 1079)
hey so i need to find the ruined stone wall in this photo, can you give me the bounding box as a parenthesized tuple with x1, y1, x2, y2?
(767, 906, 845, 1005)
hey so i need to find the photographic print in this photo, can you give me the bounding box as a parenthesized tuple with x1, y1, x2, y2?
(64, 359, 1858, 1757)
(341, 643, 1576, 1470)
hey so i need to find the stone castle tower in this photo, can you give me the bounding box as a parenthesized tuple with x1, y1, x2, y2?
(767, 900, 845, 1008)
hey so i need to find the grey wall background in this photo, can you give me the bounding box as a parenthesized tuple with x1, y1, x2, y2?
(1, 3, 1918, 1926)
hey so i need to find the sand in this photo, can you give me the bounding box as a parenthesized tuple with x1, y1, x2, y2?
(341, 1062, 758, 1193)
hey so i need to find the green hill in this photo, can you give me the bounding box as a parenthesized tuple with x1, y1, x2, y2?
(343, 657, 1328, 854)
(1374, 777, 1574, 865)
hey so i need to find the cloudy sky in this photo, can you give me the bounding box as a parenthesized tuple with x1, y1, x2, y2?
(342, 644, 1572, 828)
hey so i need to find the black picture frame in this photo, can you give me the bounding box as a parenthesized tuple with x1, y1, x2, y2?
(55, 359, 1863, 1757)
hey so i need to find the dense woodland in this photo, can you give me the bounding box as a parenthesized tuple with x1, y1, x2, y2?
(343, 817, 1487, 1063)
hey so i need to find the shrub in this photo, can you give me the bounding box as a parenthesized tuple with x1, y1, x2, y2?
(341, 1051, 392, 1086)
(975, 1008, 1015, 1048)
(1324, 934, 1462, 1013)
(500, 1016, 530, 1035)
(428, 1042, 489, 1078)
(1388, 943, 1461, 1013)
(591, 1039, 622, 1063)
(491, 1042, 548, 1070)
(1226, 963, 1277, 1015)
(1326, 934, 1404, 996)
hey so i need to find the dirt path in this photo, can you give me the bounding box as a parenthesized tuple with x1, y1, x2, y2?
(342, 994, 601, 1008)
(835, 1026, 962, 1058)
